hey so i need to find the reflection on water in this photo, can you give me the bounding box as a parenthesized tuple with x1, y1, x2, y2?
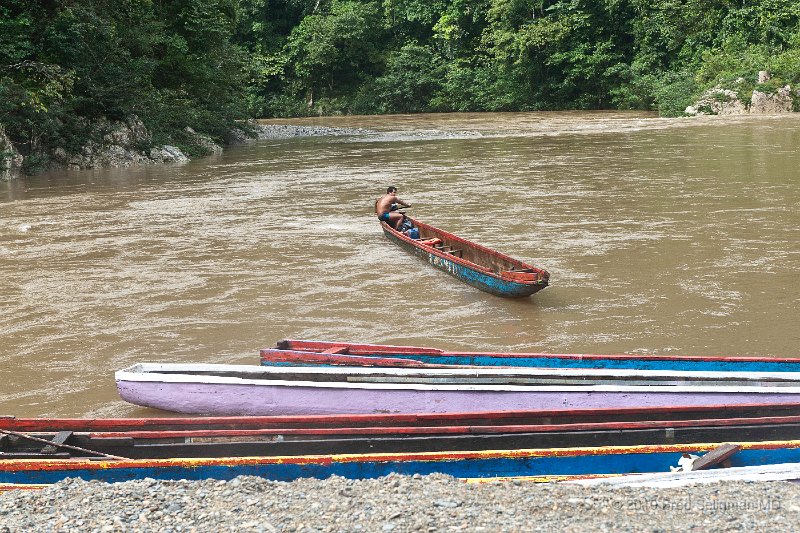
(1, 111, 799, 417)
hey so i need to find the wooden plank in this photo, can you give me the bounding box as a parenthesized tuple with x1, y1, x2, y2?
(321, 347, 349, 354)
(41, 431, 73, 455)
(0, 452, 72, 459)
(691, 443, 741, 470)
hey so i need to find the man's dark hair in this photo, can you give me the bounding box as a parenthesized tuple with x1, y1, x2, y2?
(387, 186, 397, 194)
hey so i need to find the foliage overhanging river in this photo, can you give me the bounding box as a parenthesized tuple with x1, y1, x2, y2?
(1, 111, 799, 418)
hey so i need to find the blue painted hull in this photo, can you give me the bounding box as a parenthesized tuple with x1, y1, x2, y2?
(4, 442, 800, 485)
(263, 353, 800, 373)
(383, 227, 544, 297)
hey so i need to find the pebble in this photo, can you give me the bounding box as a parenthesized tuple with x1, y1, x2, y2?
(0, 474, 796, 532)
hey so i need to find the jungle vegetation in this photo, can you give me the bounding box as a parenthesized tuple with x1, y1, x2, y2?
(2, 0, 800, 170)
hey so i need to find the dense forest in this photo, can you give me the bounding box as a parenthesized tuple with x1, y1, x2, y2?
(2, 0, 800, 172)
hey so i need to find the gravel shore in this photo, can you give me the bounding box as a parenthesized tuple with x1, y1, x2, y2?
(254, 125, 377, 139)
(0, 474, 796, 532)
(253, 124, 482, 141)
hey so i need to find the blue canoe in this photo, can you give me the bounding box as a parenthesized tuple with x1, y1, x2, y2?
(262, 340, 800, 373)
(4, 440, 800, 486)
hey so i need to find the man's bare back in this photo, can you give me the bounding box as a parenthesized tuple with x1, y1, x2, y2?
(375, 186, 411, 229)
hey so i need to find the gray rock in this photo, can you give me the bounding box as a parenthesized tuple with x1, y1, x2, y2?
(686, 71, 795, 116)
(685, 88, 746, 116)
(102, 115, 152, 146)
(150, 145, 189, 163)
(750, 85, 794, 114)
(224, 127, 253, 146)
(184, 126, 223, 155)
(0, 123, 24, 181)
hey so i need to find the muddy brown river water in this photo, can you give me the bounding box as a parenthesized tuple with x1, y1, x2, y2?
(1, 111, 798, 417)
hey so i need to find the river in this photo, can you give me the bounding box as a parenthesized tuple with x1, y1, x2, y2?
(1, 111, 798, 417)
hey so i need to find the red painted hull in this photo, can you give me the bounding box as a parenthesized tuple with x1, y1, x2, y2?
(5, 403, 800, 434)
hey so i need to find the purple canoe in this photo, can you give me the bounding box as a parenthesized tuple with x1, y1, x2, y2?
(115, 363, 800, 416)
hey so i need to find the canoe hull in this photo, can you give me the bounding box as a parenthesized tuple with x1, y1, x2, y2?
(9, 419, 800, 459)
(383, 228, 540, 297)
(270, 340, 800, 373)
(5, 441, 800, 485)
(262, 347, 800, 373)
(117, 378, 800, 417)
(381, 218, 548, 297)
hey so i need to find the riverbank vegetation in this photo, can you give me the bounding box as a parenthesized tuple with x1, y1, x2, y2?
(2, 0, 800, 173)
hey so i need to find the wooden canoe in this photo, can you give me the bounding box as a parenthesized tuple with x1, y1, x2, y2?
(5, 439, 800, 486)
(8, 403, 800, 431)
(7, 415, 800, 460)
(116, 362, 800, 416)
(380, 216, 549, 297)
(268, 339, 800, 373)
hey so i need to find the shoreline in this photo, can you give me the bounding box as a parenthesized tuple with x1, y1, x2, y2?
(0, 474, 796, 531)
(5, 112, 800, 181)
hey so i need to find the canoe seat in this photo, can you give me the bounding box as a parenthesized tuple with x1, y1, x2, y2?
(448, 250, 463, 258)
(41, 431, 74, 454)
(692, 444, 741, 470)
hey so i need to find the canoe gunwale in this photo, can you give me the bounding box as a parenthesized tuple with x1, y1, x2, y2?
(275, 340, 800, 364)
(12, 414, 800, 440)
(9, 403, 800, 432)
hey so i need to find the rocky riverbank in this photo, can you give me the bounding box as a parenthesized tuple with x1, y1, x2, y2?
(684, 71, 798, 116)
(0, 120, 380, 181)
(0, 474, 797, 532)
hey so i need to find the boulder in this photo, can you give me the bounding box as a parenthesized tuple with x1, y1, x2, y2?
(750, 85, 794, 114)
(686, 72, 796, 116)
(184, 127, 223, 155)
(149, 145, 189, 163)
(684, 88, 747, 116)
(50, 115, 195, 170)
(56, 139, 151, 170)
(0, 124, 24, 181)
(224, 127, 252, 146)
(102, 115, 151, 146)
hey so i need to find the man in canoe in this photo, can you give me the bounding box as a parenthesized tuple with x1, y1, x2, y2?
(375, 186, 411, 229)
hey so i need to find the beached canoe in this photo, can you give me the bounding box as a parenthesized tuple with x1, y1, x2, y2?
(9, 403, 800, 432)
(7, 414, 800, 459)
(567, 462, 800, 488)
(5, 439, 800, 486)
(263, 340, 800, 373)
(380, 216, 549, 297)
(116, 362, 800, 416)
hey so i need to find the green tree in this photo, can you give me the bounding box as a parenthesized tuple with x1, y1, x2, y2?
(283, 0, 384, 107)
